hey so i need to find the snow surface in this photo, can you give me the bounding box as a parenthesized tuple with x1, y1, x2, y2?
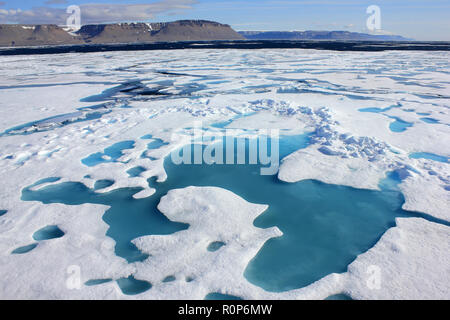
(0, 49, 448, 299)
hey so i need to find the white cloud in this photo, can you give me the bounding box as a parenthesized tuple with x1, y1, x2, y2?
(0, 0, 197, 25)
(45, 0, 68, 5)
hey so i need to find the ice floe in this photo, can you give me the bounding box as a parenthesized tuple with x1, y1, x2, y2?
(0, 49, 448, 299)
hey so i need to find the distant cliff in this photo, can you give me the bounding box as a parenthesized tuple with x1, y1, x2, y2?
(0, 20, 244, 47)
(239, 31, 412, 41)
(0, 24, 83, 47)
(78, 21, 245, 44)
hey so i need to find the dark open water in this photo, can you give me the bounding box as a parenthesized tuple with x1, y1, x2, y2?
(1, 40, 450, 56)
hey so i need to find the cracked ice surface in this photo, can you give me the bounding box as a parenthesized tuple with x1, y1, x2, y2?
(0, 49, 449, 299)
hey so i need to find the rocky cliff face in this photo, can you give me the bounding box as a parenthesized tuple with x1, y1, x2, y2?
(147, 20, 245, 42)
(78, 20, 244, 43)
(0, 20, 244, 47)
(0, 24, 83, 47)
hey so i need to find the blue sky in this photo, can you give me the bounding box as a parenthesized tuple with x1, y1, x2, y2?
(0, 0, 449, 40)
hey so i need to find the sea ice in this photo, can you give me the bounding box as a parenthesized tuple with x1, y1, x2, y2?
(0, 49, 448, 299)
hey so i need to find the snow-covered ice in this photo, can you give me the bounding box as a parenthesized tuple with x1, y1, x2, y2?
(0, 49, 448, 299)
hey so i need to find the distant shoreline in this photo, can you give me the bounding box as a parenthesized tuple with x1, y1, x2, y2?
(1, 40, 450, 56)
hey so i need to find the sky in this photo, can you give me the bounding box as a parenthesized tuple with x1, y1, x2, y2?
(0, 0, 449, 40)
